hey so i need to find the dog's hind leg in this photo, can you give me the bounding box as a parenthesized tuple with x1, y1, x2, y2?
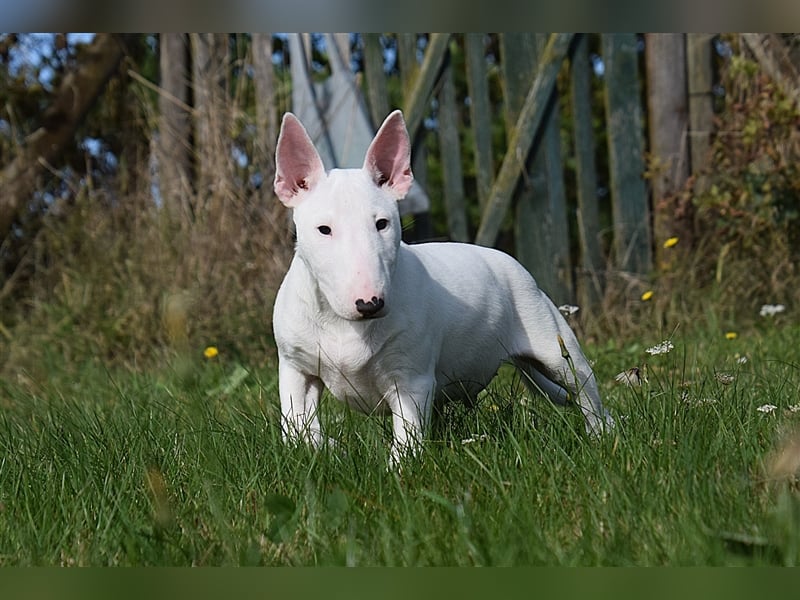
(510, 298, 613, 435)
(512, 357, 570, 406)
(513, 351, 612, 436)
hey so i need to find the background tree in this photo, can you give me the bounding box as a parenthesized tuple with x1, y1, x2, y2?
(0, 34, 128, 241)
(156, 33, 192, 222)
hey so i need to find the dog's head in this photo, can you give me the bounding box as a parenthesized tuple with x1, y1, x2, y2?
(274, 111, 413, 321)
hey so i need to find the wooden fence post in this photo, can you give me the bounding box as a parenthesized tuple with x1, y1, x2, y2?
(645, 33, 690, 264)
(465, 33, 495, 213)
(158, 33, 193, 223)
(602, 33, 652, 276)
(494, 33, 572, 302)
(397, 34, 432, 240)
(397, 33, 426, 194)
(570, 34, 605, 308)
(437, 43, 469, 242)
(686, 33, 715, 193)
(362, 33, 390, 128)
(397, 34, 419, 98)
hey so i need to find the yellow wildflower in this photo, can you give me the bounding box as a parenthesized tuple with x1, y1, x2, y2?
(663, 236, 679, 248)
(203, 346, 219, 359)
(724, 332, 738, 341)
(641, 290, 654, 301)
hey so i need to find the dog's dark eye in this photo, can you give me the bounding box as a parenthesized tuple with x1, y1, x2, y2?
(376, 218, 389, 231)
(318, 225, 332, 236)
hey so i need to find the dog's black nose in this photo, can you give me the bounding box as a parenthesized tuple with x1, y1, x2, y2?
(355, 296, 385, 317)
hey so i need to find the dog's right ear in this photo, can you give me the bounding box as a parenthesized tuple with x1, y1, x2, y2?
(274, 113, 326, 208)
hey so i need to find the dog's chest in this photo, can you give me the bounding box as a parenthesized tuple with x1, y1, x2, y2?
(283, 321, 389, 405)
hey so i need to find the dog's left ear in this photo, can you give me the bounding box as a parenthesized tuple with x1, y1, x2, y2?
(363, 110, 414, 200)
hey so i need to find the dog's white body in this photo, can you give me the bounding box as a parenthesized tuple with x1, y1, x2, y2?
(273, 110, 612, 460)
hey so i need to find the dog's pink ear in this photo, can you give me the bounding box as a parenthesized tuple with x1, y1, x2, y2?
(363, 110, 413, 200)
(274, 113, 326, 207)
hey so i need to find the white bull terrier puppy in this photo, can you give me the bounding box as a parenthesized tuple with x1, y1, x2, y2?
(272, 110, 613, 462)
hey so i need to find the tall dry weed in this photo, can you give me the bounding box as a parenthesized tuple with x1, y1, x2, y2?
(578, 41, 800, 343)
(1, 178, 293, 378)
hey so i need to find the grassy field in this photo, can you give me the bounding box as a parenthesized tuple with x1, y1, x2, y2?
(2, 320, 800, 566)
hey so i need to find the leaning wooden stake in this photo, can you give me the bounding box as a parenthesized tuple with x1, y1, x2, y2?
(474, 33, 574, 248)
(402, 33, 451, 142)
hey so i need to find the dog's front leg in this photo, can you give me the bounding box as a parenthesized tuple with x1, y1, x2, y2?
(386, 377, 434, 466)
(278, 360, 325, 447)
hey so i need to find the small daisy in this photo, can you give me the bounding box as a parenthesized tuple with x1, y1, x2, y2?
(461, 433, 489, 445)
(757, 404, 778, 414)
(697, 397, 718, 406)
(715, 372, 735, 385)
(759, 304, 786, 317)
(646, 340, 674, 356)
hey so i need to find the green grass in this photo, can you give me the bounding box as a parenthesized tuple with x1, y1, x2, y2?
(2, 323, 800, 566)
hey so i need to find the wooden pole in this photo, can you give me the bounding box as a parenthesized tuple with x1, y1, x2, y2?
(686, 33, 715, 194)
(437, 45, 469, 242)
(512, 33, 571, 303)
(645, 33, 690, 263)
(570, 34, 605, 307)
(464, 33, 494, 213)
(362, 33, 390, 128)
(602, 33, 651, 275)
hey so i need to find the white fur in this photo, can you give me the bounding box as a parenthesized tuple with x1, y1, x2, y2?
(273, 110, 613, 462)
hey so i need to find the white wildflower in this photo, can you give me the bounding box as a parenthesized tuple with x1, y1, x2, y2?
(461, 433, 489, 445)
(715, 372, 735, 385)
(736, 355, 748, 365)
(788, 404, 800, 413)
(646, 340, 674, 356)
(558, 304, 580, 316)
(757, 404, 778, 414)
(760, 304, 786, 317)
(681, 392, 718, 406)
